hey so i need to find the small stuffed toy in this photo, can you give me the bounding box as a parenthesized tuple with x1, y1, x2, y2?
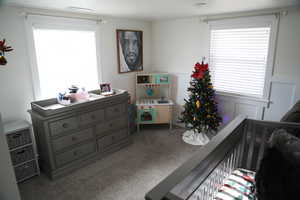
(0, 39, 13, 65)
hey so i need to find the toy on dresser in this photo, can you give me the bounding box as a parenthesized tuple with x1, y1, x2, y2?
(136, 73, 173, 132)
(58, 85, 89, 105)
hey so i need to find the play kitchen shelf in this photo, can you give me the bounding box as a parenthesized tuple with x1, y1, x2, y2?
(136, 73, 173, 131)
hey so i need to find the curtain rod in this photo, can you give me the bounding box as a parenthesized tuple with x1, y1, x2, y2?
(200, 9, 288, 23)
(20, 11, 106, 24)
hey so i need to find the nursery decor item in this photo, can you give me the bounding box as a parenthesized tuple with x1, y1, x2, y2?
(117, 29, 143, 73)
(0, 39, 13, 65)
(136, 73, 173, 131)
(180, 58, 222, 145)
(100, 83, 114, 96)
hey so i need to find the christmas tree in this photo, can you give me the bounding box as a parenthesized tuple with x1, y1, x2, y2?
(180, 58, 222, 138)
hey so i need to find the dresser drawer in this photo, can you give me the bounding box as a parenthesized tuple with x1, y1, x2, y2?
(52, 128, 94, 152)
(80, 109, 104, 125)
(49, 117, 78, 136)
(95, 117, 127, 137)
(105, 103, 126, 120)
(97, 130, 128, 152)
(55, 142, 96, 167)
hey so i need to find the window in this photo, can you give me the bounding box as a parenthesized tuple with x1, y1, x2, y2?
(209, 15, 278, 98)
(27, 16, 100, 99)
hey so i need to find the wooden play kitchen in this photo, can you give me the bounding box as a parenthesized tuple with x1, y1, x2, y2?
(136, 73, 173, 131)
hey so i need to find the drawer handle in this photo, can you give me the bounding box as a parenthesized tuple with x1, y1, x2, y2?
(62, 123, 68, 128)
(71, 136, 77, 141)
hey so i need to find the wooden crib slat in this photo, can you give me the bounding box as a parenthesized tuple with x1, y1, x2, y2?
(246, 121, 256, 170)
(255, 127, 268, 170)
(239, 121, 248, 168)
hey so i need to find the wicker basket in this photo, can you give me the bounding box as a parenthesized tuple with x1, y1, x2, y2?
(10, 145, 35, 165)
(6, 129, 32, 150)
(14, 160, 38, 182)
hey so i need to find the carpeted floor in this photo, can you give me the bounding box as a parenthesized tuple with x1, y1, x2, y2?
(19, 126, 200, 200)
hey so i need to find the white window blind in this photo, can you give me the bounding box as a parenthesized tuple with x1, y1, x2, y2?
(209, 22, 272, 98)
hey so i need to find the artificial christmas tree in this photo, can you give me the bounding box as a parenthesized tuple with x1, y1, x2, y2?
(180, 58, 222, 145)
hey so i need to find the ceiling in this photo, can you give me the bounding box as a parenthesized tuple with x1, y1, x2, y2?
(3, 0, 300, 20)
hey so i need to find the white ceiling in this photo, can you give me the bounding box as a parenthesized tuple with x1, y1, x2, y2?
(3, 0, 300, 20)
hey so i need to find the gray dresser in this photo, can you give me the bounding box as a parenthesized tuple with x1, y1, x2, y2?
(29, 90, 131, 179)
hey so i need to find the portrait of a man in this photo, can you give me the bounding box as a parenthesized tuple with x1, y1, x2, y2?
(117, 30, 143, 73)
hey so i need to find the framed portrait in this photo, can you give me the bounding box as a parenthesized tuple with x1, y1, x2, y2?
(116, 29, 143, 73)
(100, 83, 111, 93)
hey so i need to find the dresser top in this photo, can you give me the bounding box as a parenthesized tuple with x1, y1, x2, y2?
(30, 89, 129, 117)
(3, 121, 30, 135)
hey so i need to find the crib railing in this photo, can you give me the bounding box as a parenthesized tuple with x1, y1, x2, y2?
(188, 141, 243, 200)
(145, 116, 300, 200)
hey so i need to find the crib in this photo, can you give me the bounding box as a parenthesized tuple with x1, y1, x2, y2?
(145, 115, 300, 200)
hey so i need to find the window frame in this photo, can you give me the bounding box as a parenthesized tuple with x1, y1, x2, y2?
(25, 15, 102, 100)
(208, 15, 279, 101)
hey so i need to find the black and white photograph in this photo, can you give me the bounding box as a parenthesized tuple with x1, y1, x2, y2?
(117, 29, 143, 73)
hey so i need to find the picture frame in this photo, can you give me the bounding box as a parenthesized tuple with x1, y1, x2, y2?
(100, 83, 111, 93)
(116, 29, 143, 73)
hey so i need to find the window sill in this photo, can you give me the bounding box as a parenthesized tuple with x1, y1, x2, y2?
(215, 91, 270, 106)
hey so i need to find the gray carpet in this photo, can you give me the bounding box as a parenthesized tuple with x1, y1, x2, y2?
(19, 126, 200, 200)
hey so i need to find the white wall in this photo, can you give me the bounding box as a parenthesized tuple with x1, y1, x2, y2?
(0, 6, 152, 123)
(0, 7, 35, 123)
(152, 17, 209, 73)
(152, 8, 300, 122)
(273, 9, 300, 77)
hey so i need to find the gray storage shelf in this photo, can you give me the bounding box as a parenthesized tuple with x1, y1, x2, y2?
(3, 121, 40, 183)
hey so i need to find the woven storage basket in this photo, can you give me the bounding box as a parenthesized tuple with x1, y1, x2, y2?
(14, 160, 38, 182)
(6, 129, 32, 149)
(10, 145, 35, 165)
